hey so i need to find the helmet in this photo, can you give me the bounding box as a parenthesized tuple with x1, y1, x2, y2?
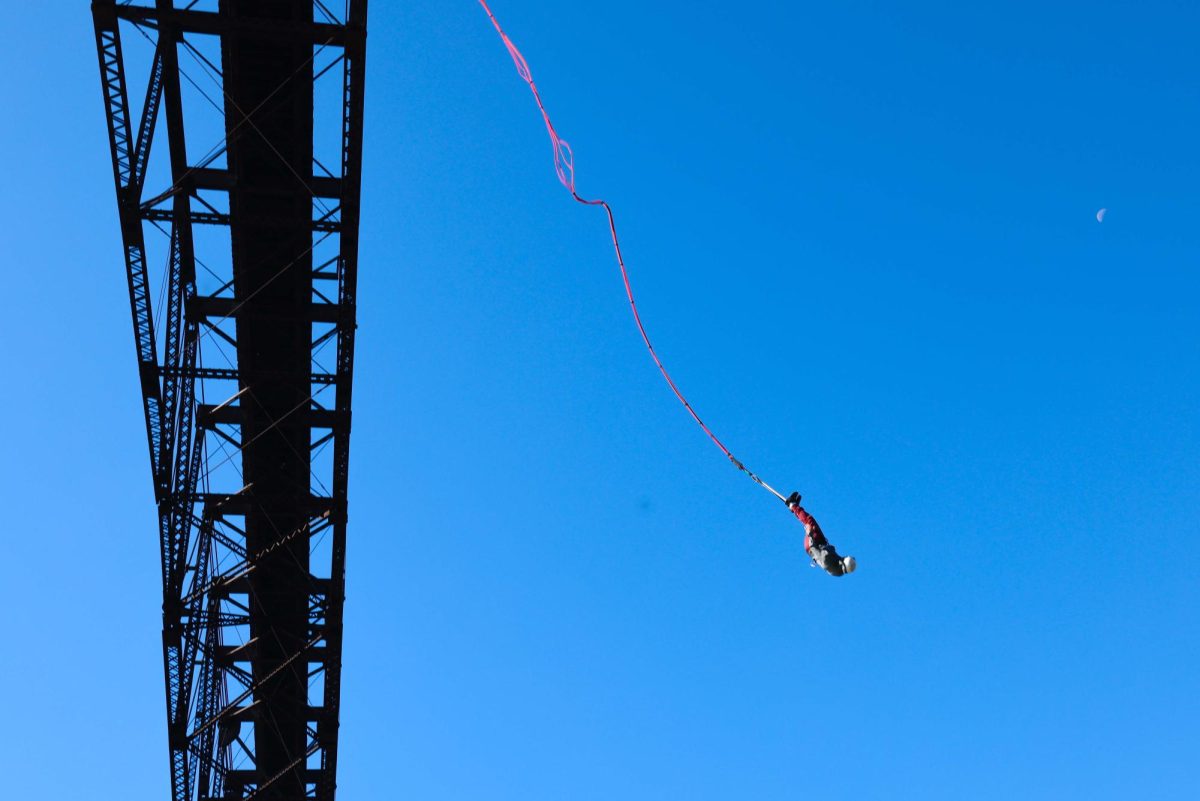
(841, 556, 857, 574)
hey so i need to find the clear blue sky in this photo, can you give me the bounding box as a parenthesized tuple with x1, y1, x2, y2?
(2, 1, 1198, 798)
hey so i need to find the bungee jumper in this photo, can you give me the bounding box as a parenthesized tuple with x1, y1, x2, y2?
(786, 492, 856, 577)
(478, 0, 857, 575)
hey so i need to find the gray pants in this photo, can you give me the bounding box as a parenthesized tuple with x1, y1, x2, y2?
(809, 543, 845, 576)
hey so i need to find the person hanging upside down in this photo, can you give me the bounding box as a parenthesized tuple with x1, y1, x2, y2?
(786, 492, 856, 577)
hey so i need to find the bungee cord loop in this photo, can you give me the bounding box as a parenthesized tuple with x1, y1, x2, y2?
(476, 0, 787, 505)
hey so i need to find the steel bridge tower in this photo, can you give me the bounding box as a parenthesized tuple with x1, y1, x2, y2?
(91, 2, 366, 798)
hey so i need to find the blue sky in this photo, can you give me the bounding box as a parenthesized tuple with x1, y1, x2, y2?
(2, 1, 1198, 798)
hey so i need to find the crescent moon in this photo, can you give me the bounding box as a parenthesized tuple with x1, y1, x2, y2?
(1096, 208, 1107, 222)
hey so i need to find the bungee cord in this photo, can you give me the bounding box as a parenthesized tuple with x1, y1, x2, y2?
(476, 0, 787, 504)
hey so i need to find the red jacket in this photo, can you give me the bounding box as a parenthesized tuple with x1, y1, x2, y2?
(789, 505, 828, 554)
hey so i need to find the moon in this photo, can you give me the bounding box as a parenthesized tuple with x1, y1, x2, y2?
(1096, 208, 1107, 222)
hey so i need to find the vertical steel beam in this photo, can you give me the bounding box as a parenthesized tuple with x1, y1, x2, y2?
(93, 0, 164, 494)
(318, 4, 366, 798)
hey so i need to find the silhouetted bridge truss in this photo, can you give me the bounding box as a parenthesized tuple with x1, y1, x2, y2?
(91, 2, 366, 798)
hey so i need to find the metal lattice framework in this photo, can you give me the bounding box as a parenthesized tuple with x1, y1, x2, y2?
(92, 2, 366, 799)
